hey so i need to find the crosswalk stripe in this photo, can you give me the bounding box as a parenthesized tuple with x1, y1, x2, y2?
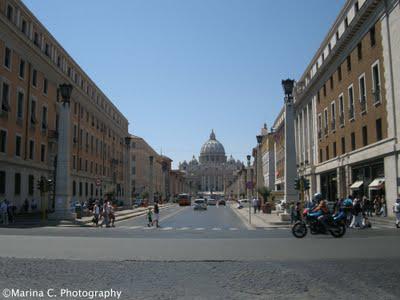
(212, 227, 222, 230)
(229, 227, 238, 231)
(161, 227, 173, 231)
(178, 227, 189, 230)
(194, 227, 205, 230)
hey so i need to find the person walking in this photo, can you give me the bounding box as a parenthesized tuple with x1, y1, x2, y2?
(289, 202, 295, 224)
(1, 200, 9, 225)
(100, 202, 110, 228)
(252, 198, 257, 214)
(393, 197, 400, 228)
(92, 201, 100, 227)
(109, 202, 116, 227)
(153, 202, 160, 228)
(350, 198, 362, 228)
(147, 208, 153, 227)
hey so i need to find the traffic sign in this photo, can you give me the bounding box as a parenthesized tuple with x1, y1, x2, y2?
(246, 181, 254, 189)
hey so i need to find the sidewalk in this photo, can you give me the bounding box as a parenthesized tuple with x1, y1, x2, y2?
(2, 203, 175, 227)
(229, 203, 291, 229)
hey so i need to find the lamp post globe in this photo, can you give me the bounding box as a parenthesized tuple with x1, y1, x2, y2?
(281, 79, 295, 97)
(58, 83, 73, 105)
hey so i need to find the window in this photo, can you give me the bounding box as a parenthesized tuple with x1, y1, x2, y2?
(19, 59, 25, 78)
(43, 78, 48, 94)
(346, 55, 351, 72)
(32, 69, 37, 87)
(21, 19, 27, 35)
(90, 184, 94, 196)
(1, 82, 11, 112)
(29, 140, 34, 159)
(30, 99, 37, 125)
(376, 118, 382, 141)
(351, 132, 356, 151)
(317, 90, 320, 103)
(330, 76, 334, 90)
(317, 114, 322, 139)
(33, 32, 39, 47)
(72, 181, 76, 196)
(0, 171, 5, 194)
(28, 175, 34, 195)
(370, 25, 376, 47)
(14, 173, 21, 195)
(333, 142, 337, 157)
(357, 42, 362, 60)
(323, 84, 326, 97)
(85, 182, 88, 196)
(359, 75, 366, 112)
(79, 182, 82, 196)
(57, 56, 61, 68)
(348, 85, 354, 119)
(4, 47, 11, 68)
(338, 66, 342, 81)
(324, 109, 328, 135)
(339, 94, 344, 126)
(372, 61, 381, 104)
(41, 106, 48, 130)
(362, 126, 368, 146)
(319, 149, 323, 163)
(6, 4, 14, 21)
(355, 1, 359, 12)
(15, 136, 21, 157)
(45, 43, 50, 57)
(0, 130, 7, 153)
(40, 144, 46, 162)
(325, 146, 329, 160)
(16, 91, 23, 119)
(331, 102, 336, 130)
(344, 17, 348, 28)
(73, 155, 76, 169)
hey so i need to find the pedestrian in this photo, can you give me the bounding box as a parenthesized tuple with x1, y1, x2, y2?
(109, 202, 116, 227)
(295, 202, 302, 221)
(147, 208, 153, 227)
(350, 198, 362, 228)
(289, 202, 295, 224)
(1, 200, 9, 225)
(92, 201, 100, 227)
(393, 197, 400, 228)
(257, 198, 261, 213)
(23, 198, 29, 213)
(30, 198, 37, 212)
(153, 202, 160, 228)
(381, 197, 387, 217)
(100, 202, 110, 228)
(252, 198, 257, 214)
(7, 199, 14, 224)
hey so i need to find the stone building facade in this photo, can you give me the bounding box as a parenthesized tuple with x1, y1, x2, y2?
(0, 0, 130, 213)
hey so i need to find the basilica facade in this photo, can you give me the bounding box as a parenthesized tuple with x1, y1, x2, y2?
(179, 130, 243, 193)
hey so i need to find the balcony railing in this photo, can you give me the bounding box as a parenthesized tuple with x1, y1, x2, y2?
(360, 95, 366, 112)
(373, 86, 381, 104)
(348, 106, 354, 120)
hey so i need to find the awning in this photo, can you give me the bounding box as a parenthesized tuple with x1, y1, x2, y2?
(350, 181, 363, 189)
(368, 178, 385, 190)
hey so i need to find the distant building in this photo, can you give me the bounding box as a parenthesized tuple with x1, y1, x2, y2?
(179, 130, 243, 194)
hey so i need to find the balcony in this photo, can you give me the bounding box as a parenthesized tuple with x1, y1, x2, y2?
(373, 86, 381, 105)
(360, 95, 366, 113)
(339, 113, 344, 126)
(348, 106, 354, 120)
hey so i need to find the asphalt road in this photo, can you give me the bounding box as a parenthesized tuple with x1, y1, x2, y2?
(0, 204, 399, 300)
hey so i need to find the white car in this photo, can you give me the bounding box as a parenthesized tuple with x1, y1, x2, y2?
(193, 199, 207, 210)
(275, 200, 286, 211)
(207, 199, 217, 206)
(237, 199, 249, 209)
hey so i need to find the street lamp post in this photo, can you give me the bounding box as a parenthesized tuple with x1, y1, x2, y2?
(247, 154, 252, 224)
(49, 83, 75, 220)
(282, 79, 298, 218)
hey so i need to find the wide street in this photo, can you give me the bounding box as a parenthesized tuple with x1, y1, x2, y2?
(0, 204, 400, 299)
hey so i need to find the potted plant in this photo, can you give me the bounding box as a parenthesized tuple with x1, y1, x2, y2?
(257, 187, 271, 213)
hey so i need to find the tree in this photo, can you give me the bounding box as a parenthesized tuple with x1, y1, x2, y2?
(257, 187, 271, 203)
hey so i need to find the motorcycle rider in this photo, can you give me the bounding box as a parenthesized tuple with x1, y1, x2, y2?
(311, 193, 329, 231)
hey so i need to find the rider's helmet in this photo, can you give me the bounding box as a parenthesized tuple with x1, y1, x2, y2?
(313, 193, 323, 203)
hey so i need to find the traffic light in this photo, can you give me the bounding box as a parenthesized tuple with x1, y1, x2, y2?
(37, 178, 45, 194)
(303, 178, 310, 190)
(46, 179, 54, 192)
(294, 178, 300, 190)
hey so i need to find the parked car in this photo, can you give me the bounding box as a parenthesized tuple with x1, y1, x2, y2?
(134, 199, 144, 207)
(207, 199, 217, 206)
(193, 199, 207, 210)
(275, 200, 286, 211)
(218, 200, 226, 206)
(237, 199, 249, 209)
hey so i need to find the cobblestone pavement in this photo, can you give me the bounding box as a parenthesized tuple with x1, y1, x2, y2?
(0, 257, 399, 300)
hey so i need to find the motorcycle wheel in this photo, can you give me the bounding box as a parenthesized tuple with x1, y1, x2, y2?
(330, 224, 346, 238)
(292, 222, 307, 238)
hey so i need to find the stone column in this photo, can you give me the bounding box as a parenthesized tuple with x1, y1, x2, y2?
(49, 101, 75, 220)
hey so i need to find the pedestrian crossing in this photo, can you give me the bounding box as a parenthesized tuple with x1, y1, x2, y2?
(112, 225, 290, 231)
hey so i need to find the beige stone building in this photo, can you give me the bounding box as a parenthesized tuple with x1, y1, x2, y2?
(292, 0, 400, 215)
(0, 0, 130, 214)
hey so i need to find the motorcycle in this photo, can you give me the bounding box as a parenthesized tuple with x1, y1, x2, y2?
(292, 208, 346, 238)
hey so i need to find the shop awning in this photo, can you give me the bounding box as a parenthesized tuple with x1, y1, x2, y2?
(368, 178, 385, 190)
(350, 181, 363, 189)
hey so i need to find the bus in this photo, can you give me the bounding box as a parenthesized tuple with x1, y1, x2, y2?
(177, 193, 191, 206)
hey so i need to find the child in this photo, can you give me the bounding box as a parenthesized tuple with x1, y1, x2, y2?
(147, 208, 153, 227)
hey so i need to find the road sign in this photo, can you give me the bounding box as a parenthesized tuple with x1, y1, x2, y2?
(246, 181, 254, 189)
(96, 179, 101, 187)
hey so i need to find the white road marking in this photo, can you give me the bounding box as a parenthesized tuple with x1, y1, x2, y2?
(194, 227, 205, 230)
(212, 227, 222, 230)
(161, 227, 173, 231)
(177, 227, 189, 230)
(229, 227, 238, 231)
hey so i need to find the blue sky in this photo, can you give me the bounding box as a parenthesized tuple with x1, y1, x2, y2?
(23, 0, 344, 167)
